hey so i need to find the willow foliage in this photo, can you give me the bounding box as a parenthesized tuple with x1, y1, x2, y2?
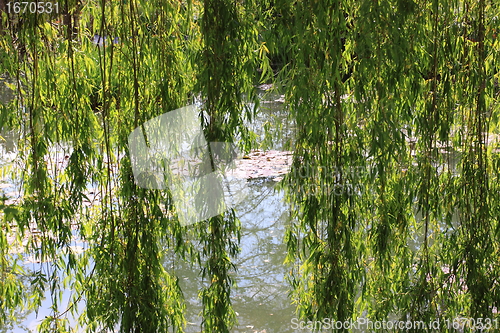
(278, 0, 500, 331)
(1, 0, 258, 332)
(0, 0, 500, 332)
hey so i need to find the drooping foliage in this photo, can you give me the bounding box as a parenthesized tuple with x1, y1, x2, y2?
(0, 0, 499, 332)
(278, 0, 500, 330)
(0, 0, 260, 332)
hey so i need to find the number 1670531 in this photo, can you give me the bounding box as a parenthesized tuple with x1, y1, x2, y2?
(6, 2, 59, 14)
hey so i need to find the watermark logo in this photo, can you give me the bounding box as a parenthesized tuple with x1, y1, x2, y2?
(128, 105, 248, 226)
(291, 317, 441, 331)
(291, 316, 498, 331)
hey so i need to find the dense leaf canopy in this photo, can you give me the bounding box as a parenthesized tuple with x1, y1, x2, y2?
(0, 0, 499, 332)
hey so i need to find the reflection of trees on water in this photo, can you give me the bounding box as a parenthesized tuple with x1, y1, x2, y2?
(165, 178, 297, 332)
(232, 181, 295, 332)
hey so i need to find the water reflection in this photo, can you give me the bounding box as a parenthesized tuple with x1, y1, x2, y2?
(173, 178, 300, 333)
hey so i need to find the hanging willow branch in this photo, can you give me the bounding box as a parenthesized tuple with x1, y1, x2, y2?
(0, 0, 499, 332)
